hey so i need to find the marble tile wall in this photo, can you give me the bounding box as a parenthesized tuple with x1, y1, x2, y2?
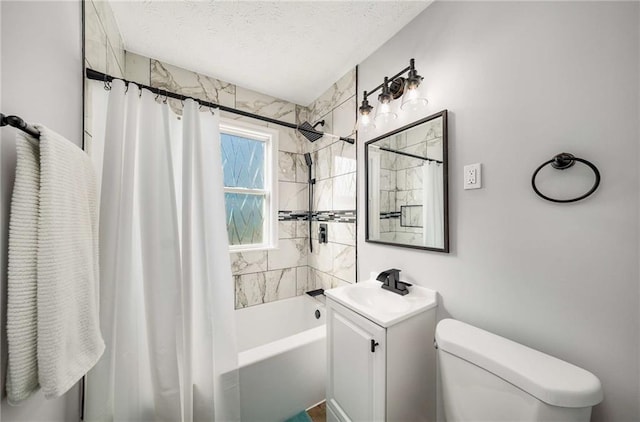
(392, 150, 424, 238)
(303, 69, 358, 289)
(382, 118, 444, 242)
(233, 230, 309, 308)
(84, 0, 125, 77)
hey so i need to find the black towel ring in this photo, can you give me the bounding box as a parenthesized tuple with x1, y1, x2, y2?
(531, 152, 600, 203)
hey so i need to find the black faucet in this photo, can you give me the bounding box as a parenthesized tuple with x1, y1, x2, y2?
(376, 269, 412, 296)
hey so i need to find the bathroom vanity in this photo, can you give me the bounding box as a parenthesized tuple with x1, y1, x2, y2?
(324, 276, 438, 422)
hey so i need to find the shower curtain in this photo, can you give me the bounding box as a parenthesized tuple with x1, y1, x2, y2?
(85, 79, 240, 422)
(423, 161, 444, 248)
(368, 147, 381, 239)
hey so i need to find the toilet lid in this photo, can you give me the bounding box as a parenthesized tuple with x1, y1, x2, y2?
(435, 319, 603, 408)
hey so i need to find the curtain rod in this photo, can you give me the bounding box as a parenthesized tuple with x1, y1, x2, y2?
(376, 145, 442, 164)
(0, 113, 41, 139)
(86, 68, 355, 145)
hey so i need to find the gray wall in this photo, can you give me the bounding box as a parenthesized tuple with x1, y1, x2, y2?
(357, 2, 639, 421)
(1, 1, 83, 420)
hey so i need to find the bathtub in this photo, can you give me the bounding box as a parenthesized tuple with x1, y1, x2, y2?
(236, 295, 326, 422)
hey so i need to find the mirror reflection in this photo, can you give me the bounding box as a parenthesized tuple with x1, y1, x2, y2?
(366, 111, 448, 251)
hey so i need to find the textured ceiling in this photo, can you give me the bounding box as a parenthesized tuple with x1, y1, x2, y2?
(109, 1, 431, 105)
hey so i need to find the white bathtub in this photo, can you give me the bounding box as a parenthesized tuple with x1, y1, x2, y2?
(236, 295, 326, 422)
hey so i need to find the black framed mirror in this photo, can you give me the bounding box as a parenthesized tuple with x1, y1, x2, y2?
(365, 110, 448, 252)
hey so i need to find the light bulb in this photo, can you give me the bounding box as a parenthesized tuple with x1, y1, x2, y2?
(374, 100, 397, 124)
(361, 113, 373, 126)
(400, 86, 428, 112)
(359, 112, 375, 132)
(358, 91, 375, 131)
(358, 114, 376, 133)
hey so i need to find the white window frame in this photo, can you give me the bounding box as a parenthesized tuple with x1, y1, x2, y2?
(220, 118, 278, 252)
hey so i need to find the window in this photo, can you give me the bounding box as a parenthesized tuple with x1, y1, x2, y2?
(220, 119, 278, 251)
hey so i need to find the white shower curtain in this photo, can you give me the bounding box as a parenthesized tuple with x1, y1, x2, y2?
(423, 161, 444, 248)
(85, 79, 240, 422)
(368, 147, 381, 239)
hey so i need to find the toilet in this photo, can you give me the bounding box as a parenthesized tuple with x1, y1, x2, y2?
(435, 319, 603, 422)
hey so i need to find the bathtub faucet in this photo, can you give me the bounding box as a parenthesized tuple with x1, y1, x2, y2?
(376, 269, 412, 296)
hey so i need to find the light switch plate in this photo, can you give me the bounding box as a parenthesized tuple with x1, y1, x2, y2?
(464, 163, 482, 190)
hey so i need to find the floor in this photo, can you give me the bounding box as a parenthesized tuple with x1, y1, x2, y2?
(307, 402, 326, 422)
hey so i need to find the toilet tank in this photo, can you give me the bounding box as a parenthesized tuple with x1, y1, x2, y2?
(435, 319, 603, 422)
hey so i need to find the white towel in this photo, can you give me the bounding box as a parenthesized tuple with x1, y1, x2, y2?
(6, 133, 41, 403)
(36, 126, 104, 399)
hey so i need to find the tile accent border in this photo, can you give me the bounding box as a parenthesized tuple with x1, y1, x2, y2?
(279, 210, 356, 223)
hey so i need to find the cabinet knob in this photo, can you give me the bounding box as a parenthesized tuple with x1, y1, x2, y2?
(370, 339, 379, 353)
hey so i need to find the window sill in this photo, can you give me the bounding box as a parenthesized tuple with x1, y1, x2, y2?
(229, 243, 278, 254)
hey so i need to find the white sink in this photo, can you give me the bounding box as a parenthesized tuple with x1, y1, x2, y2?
(325, 275, 437, 328)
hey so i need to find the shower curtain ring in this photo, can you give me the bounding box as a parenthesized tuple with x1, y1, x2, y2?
(103, 75, 111, 91)
(163, 90, 168, 104)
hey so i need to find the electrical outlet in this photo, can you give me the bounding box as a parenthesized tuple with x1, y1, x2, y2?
(465, 168, 476, 184)
(464, 163, 482, 190)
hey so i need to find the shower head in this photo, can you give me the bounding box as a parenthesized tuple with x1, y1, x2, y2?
(304, 152, 313, 167)
(298, 121, 324, 143)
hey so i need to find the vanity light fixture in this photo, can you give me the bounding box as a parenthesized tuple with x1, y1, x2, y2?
(359, 58, 428, 130)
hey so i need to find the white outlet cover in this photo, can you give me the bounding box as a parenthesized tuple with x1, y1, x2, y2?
(464, 163, 482, 190)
